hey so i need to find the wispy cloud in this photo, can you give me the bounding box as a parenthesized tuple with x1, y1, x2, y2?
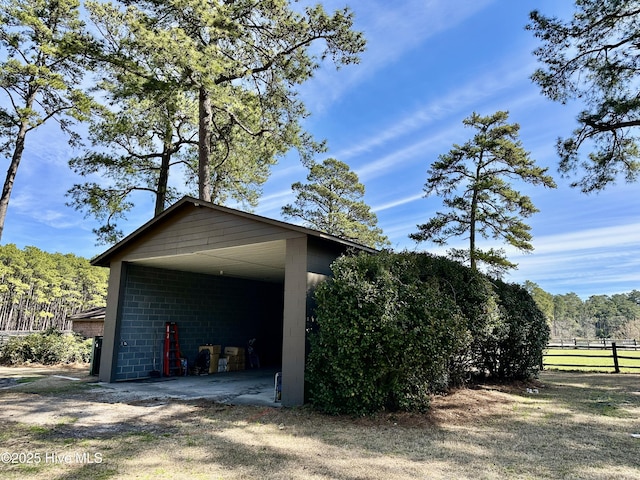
(526, 223, 640, 255)
(378, 214, 640, 296)
(499, 222, 640, 295)
(335, 63, 534, 162)
(372, 193, 424, 212)
(23, 122, 84, 171)
(9, 192, 36, 211)
(331, 59, 544, 188)
(299, 0, 497, 113)
(510, 251, 640, 297)
(11, 192, 81, 230)
(255, 189, 295, 217)
(354, 123, 460, 182)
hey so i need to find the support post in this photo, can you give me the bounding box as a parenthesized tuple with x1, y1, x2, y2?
(99, 261, 127, 383)
(281, 237, 308, 406)
(612, 342, 620, 374)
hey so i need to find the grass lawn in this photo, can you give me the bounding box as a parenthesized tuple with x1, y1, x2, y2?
(0, 366, 638, 479)
(544, 348, 640, 373)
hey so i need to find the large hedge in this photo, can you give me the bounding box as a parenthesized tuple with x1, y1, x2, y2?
(489, 280, 550, 379)
(306, 251, 549, 415)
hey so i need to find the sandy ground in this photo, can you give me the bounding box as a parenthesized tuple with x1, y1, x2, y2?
(0, 363, 526, 432)
(0, 364, 203, 436)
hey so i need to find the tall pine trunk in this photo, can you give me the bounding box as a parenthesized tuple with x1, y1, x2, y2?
(155, 149, 170, 216)
(469, 162, 482, 272)
(198, 86, 212, 202)
(154, 104, 176, 216)
(0, 121, 28, 242)
(0, 87, 36, 242)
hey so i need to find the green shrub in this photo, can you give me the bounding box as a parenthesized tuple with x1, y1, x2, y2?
(407, 254, 501, 385)
(0, 328, 92, 365)
(306, 251, 549, 415)
(490, 280, 550, 379)
(306, 251, 468, 415)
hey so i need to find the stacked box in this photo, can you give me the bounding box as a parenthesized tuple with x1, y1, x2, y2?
(224, 346, 245, 371)
(199, 345, 222, 374)
(224, 346, 240, 356)
(218, 357, 228, 372)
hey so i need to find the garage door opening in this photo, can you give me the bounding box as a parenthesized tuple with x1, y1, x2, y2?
(114, 264, 284, 382)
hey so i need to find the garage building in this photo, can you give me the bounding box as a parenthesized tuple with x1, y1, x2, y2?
(91, 196, 374, 406)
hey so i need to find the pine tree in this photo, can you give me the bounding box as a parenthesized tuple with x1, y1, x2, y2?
(282, 158, 389, 248)
(0, 0, 95, 240)
(410, 111, 556, 276)
(528, 0, 640, 192)
(79, 0, 364, 221)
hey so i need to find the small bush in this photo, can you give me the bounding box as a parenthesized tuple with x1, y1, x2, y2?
(0, 328, 92, 365)
(490, 280, 550, 379)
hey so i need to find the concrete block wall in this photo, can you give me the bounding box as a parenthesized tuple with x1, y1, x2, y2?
(115, 265, 283, 380)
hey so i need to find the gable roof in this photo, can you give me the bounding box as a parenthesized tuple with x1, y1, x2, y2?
(91, 196, 376, 268)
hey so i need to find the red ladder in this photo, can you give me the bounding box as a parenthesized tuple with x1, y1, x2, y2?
(163, 322, 182, 376)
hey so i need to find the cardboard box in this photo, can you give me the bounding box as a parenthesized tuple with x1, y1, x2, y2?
(198, 345, 221, 373)
(200, 344, 221, 355)
(221, 346, 245, 371)
(224, 346, 242, 356)
(225, 358, 245, 372)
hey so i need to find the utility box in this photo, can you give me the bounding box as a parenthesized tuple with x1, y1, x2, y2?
(90, 336, 103, 376)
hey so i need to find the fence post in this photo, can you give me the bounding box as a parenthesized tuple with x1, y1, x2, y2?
(612, 342, 620, 374)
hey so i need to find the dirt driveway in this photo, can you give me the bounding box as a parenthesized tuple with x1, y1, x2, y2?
(0, 365, 199, 433)
(0, 364, 279, 429)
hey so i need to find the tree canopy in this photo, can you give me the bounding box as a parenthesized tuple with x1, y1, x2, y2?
(282, 157, 389, 248)
(67, 84, 198, 244)
(528, 0, 640, 192)
(410, 111, 556, 276)
(0, 0, 95, 241)
(65, 0, 365, 245)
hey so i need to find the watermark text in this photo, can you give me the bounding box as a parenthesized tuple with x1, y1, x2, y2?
(1, 451, 103, 465)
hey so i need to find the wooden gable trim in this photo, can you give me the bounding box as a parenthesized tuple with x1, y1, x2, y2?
(92, 196, 375, 267)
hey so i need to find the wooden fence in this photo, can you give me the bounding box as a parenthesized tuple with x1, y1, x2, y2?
(548, 338, 639, 349)
(543, 340, 640, 373)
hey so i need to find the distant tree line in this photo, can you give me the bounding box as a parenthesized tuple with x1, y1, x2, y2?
(0, 245, 108, 331)
(525, 281, 640, 339)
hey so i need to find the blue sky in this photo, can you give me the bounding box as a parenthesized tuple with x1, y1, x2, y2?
(4, 0, 640, 299)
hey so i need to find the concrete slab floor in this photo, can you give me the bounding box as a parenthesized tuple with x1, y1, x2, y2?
(97, 368, 282, 407)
